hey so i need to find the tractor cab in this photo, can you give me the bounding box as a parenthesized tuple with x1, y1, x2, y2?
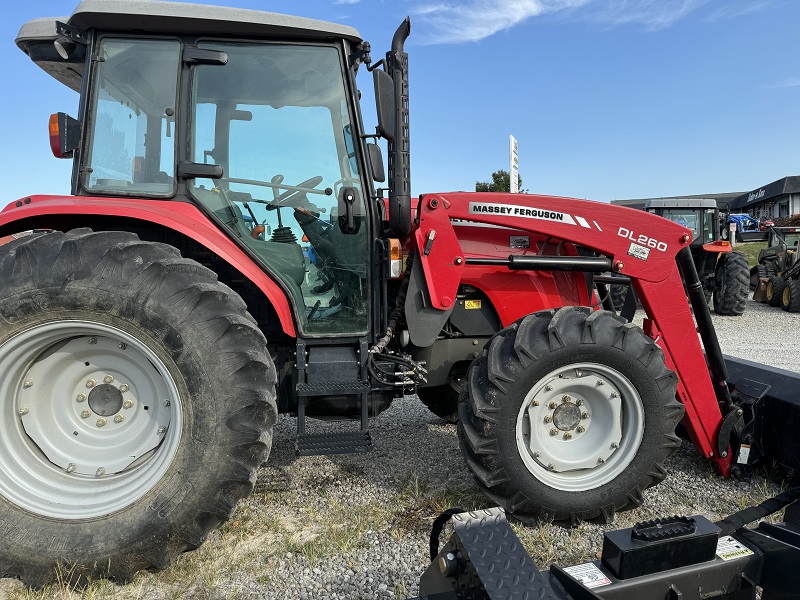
(644, 198, 717, 246)
(16, 1, 404, 338)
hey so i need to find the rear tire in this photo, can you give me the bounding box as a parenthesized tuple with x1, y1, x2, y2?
(713, 252, 749, 315)
(458, 307, 682, 525)
(0, 229, 277, 587)
(767, 276, 786, 307)
(780, 279, 800, 313)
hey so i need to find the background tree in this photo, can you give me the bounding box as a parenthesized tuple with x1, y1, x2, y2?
(475, 169, 525, 193)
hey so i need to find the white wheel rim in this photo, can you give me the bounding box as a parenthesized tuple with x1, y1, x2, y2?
(515, 363, 644, 491)
(0, 321, 182, 518)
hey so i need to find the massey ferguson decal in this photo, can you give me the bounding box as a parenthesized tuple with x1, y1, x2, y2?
(466, 202, 605, 231)
(469, 202, 579, 225)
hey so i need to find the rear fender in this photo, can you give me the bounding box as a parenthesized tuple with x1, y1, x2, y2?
(0, 195, 297, 337)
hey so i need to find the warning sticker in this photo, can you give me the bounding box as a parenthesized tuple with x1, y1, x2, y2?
(563, 563, 612, 588)
(628, 242, 651, 261)
(464, 300, 482, 310)
(716, 536, 753, 561)
(509, 235, 530, 248)
(737, 444, 751, 465)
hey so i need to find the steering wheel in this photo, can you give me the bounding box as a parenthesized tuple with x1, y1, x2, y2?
(272, 175, 324, 208)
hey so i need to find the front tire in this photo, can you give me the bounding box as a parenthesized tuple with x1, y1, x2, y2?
(458, 307, 682, 524)
(0, 230, 277, 587)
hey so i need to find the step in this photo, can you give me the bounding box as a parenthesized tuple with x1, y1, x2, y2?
(296, 431, 373, 456)
(296, 381, 372, 397)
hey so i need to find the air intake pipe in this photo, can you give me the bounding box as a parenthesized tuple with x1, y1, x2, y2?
(386, 18, 411, 239)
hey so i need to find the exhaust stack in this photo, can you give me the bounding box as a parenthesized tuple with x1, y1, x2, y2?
(387, 18, 411, 238)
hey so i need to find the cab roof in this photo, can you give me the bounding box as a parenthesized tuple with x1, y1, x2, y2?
(16, 0, 362, 92)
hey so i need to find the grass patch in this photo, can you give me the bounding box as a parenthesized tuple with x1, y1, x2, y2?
(735, 241, 767, 266)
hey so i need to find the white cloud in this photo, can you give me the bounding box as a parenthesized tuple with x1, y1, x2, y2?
(706, 0, 773, 21)
(413, 0, 712, 44)
(578, 0, 711, 31)
(412, 0, 589, 44)
(764, 77, 800, 89)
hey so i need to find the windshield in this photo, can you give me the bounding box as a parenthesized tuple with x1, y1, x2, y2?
(659, 208, 707, 243)
(83, 38, 180, 195)
(190, 43, 368, 336)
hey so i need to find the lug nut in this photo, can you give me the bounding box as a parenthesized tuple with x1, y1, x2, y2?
(66, 463, 76, 473)
(23, 379, 33, 388)
(597, 457, 605, 464)
(610, 441, 619, 449)
(123, 399, 133, 409)
(103, 375, 114, 384)
(86, 379, 96, 388)
(96, 417, 107, 428)
(544, 415, 553, 423)
(81, 410, 91, 419)
(576, 399, 583, 406)
(575, 370, 583, 377)
(545, 384, 553, 391)
(118, 342, 127, 350)
(550, 428, 559, 436)
(533, 451, 540, 458)
(89, 337, 98, 344)
(114, 414, 124, 424)
(18, 407, 29, 416)
(563, 432, 572, 440)
(576, 426, 586, 433)
(547, 464, 555, 471)
(96, 467, 106, 476)
(582, 412, 590, 419)
(119, 384, 129, 393)
(562, 394, 572, 402)
(610, 391, 619, 398)
(548, 402, 558, 409)
(163, 400, 171, 407)
(158, 426, 166, 435)
(76, 393, 86, 403)
(532, 400, 540, 407)
(596, 379, 605, 386)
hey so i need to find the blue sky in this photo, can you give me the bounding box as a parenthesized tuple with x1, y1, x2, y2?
(3, 0, 798, 203)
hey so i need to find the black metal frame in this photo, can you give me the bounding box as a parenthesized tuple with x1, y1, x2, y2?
(415, 497, 800, 600)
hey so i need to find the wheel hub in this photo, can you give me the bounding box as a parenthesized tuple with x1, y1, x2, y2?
(88, 384, 124, 416)
(552, 402, 581, 431)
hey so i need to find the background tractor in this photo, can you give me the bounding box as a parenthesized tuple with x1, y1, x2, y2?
(1, 1, 799, 588)
(609, 198, 750, 316)
(754, 225, 800, 311)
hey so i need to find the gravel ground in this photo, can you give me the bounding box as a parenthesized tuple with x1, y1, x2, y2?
(1, 298, 798, 600)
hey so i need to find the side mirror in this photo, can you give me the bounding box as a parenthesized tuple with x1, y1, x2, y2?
(373, 69, 395, 141)
(367, 143, 385, 183)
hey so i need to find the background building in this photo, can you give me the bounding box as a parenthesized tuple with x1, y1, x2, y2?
(729, 176, 800, 220)
(613, 176, 800, 221)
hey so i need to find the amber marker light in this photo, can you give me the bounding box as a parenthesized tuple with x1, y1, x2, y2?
(389, 239, 403, 278)
(49, 113, 64, 158)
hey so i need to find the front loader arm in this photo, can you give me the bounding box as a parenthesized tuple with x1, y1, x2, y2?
(412, 192, 731, 475)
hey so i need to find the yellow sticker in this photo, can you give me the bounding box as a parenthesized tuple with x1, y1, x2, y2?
(465, 300, 482, 310)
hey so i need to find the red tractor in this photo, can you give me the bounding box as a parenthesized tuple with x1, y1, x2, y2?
(2, 1, 798, 587)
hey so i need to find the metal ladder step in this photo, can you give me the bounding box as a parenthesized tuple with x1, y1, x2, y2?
(295, 431, 373, 456)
